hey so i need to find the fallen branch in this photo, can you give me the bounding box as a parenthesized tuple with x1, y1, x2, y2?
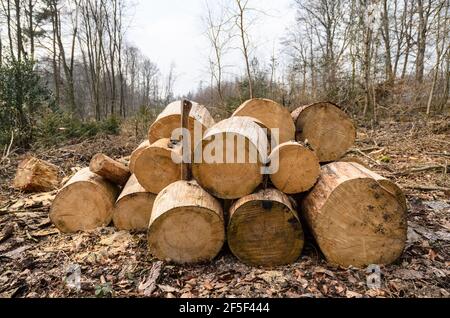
(394, 164, 450, 176)
(405, 185, 450, 192)
(352, 149, 394, 172)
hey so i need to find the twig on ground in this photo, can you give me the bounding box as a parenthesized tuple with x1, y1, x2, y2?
(405, 185, 450, 192)
(394, 164, 450, 176)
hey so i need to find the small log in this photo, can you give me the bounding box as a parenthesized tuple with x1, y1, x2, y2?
(129, 140, 150, 173)
(147, 180, 225, 264)
(113, 174, 156, 231)
(50, 168, 120, 233)
(227, 188, 304, 266)
(301, 162, 407, 267)
(13, 157, 60, 193)
(291, 102, 356, 162)
(148, 100, 215, 152)
(134, 138, 182, 194)
(232, 98, 296, 144)
(89, 153, 131, 186)
(269, 141, 320, 194)
(192, 117, 268, 199)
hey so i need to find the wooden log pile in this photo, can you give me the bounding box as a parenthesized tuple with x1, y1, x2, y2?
(48, 98, 407, 268)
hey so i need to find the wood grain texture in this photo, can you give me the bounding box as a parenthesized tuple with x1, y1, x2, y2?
(13, 157, 60, 193)
(233, 98, 295, 144)
(134, 138, 182, 194)
(228, 188, 304, 267)
(148, 100, 215, 151)
(148, 180, 225, 264)
(113, 174, 156, 231)
(50, 168, 120, 233)
(129, 140, 150, 173)
(301, 162, 407, 267)
(291, 102, 356, 162)
(269, 141, 320, 194)
(192, 117, 268, 199)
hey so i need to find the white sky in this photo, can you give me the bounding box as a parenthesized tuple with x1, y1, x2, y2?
(127, 0, 296, 96)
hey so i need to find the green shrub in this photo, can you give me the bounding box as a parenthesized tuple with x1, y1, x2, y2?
(0, 58, 54, 148)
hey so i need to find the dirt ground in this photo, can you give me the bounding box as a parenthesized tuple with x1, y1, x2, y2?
(0, 118, 449, 298)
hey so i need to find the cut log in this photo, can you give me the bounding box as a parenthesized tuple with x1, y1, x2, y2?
(301, 162, 407, 267)
(113, 174, 156, 231)
(233, 98, 295, 144)
(147, 180, 225, 264)
(148, 100, 215, 151)
(89, 153, 131, 186)
(134, 138, 182, 194)
(269, 141, 320, 194)
(291, 102, 356, 162)
(13, 157, 60, 193)
(50, 168, 120, 233)
(129, 140, 150, 173)
(192, 117, 268, 199)
(227, 188, 304, 266)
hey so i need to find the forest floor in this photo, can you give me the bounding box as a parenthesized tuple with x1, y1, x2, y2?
(0, 118, 449, 298)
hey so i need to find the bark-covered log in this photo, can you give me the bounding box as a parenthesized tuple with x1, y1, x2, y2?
(13, 157, 60, 193)
(89, 153, 131, 186)
(113, 174, 156, 231)
(291, 102, 356, 162)
(147, 180, 225, 264)
(227, 188, 304, 266)
(301, 162, 407, 267)
(50, 168, 120, 233)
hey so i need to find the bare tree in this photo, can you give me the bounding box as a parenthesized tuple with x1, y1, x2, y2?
(232, 0, 254, 99)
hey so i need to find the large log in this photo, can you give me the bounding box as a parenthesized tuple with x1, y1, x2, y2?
(147, 180, 225, 264)
(112, 174, 156, 231)
(134, 138, 182, 194)
(129, 140, 150, 173)
(192, 117, 268, 199)
(50, 168, 120, 233)
(13, 157, 60, 193)
(148, 100, 215, 151)
(269, 141, 320, 194)
(291, 102, 356, 162)
(227, 188, 304, 266)
(233, 98, 295, 144)
(89, 153, 131, 186)
(301, 162, 407, 267)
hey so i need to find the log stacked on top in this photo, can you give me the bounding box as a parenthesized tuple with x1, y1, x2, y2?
(48, 98, 407, 269)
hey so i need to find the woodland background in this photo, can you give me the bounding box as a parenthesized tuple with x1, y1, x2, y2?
(0, 0, 449, 150)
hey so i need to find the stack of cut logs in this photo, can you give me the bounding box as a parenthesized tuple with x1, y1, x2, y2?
(48, 99, 408, 268)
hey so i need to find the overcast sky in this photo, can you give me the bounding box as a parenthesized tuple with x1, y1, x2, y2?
(127, 0, 296, 96)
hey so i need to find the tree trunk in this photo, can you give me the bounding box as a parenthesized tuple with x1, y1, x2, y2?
(227, 188, 304, 267)
(192, 117, 268, 199)
(148, 100, 215, 151)
(269, 141, 320, 194)
(129, 140, 150, 173)
(50, 168, 120, 233)
(301, 162, 407, 267)
(112, 174, 156, 231)
(13, 157, 60, 193)
(232, 98, 296, 144)
(134, 138, 182, 194)
(291, 102, 356, 162)
(147, 180, 225, 264)
(89, 153, 131, 186)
